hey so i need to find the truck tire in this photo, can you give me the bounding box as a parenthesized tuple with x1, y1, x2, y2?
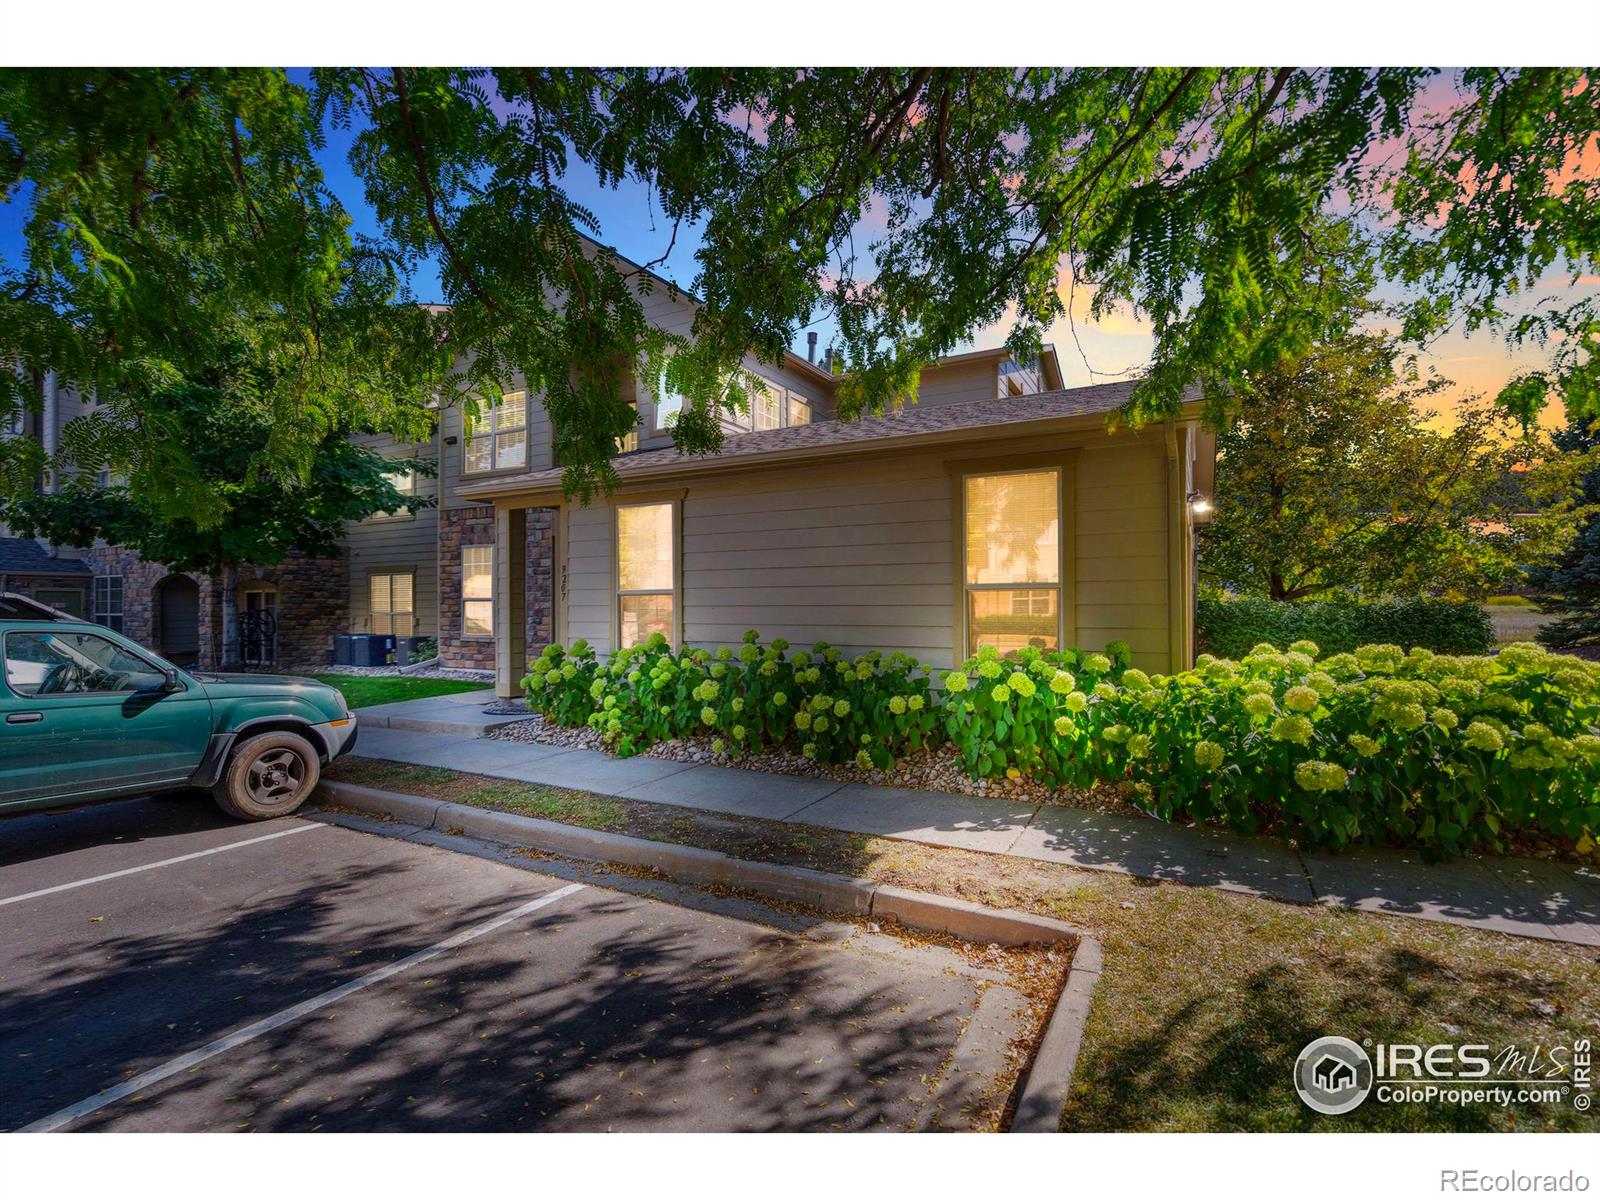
(214, 730, 321, 821)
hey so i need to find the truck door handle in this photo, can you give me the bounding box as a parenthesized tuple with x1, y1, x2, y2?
(6, 712, 44, 724)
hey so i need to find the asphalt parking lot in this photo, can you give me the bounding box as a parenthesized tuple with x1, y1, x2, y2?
(0, 794, 1037, 1132)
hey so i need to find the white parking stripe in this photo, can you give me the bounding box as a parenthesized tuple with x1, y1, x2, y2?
(18, 881, 586, 1133)
(0, 823, 324, 909)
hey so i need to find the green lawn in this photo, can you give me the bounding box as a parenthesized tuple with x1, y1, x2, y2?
(310, 673, 494, 709)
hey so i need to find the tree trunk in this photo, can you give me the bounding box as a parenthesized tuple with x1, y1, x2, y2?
(220, 563, 239, 669)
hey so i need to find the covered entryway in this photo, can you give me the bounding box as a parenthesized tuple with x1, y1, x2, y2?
(155, 574, 201, 667)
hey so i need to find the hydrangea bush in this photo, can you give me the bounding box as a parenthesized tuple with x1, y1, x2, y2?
(1083, 640, 1600, 856)
(523, 630, 940, 769)
(524, 632, 1600, 858)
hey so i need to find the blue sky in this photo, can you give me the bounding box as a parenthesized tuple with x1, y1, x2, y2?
(4, 72, 1592, 427)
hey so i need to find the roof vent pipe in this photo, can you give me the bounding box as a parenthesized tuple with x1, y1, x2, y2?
(806, 332, 817, 363)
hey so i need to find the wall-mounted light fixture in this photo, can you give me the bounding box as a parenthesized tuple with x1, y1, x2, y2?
(1187, 490, 1213, 517)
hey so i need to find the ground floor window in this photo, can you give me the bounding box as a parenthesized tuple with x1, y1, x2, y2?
(616, 501, 675, 649)
(963, 468, 1062, 656)
(370, 572, 416, 637)
(91, 575, 123, 632)
(461, 548, 493, 638)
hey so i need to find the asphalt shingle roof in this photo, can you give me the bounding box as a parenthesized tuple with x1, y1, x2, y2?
(459, 380, 1149, 497)
(0, 536, 92, 576)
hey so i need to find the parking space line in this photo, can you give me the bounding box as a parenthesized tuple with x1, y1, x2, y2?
(18, 881, 586, 1133)
(0, 823, 325, 909)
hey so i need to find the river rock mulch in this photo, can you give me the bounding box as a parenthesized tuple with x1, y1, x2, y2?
(487, 714, 1140, 814)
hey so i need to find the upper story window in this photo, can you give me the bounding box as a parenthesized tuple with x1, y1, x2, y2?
(787, 395, 812, 426)
(962, 469, 1062, 657)
(464, 391, 527, 474)
(752, 382, 782, 431)
(372, 462, 416, 521)
(654, 372, 686, 432)
(618, 402, 640, 453)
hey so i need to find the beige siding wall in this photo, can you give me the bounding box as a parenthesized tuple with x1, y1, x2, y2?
(913, 359, 999, 409)
(1074, 441, 1172, 670)
(344, 431, 441, 637)
(560, 432, 1177, 674)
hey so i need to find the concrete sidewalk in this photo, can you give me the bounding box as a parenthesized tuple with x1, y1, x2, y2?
(347, 719, 1600, 947)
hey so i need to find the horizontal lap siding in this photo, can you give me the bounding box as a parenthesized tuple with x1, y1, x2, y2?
(345, 433, 440, 636)
(565, 501, 614, 649)
(560, 437, 1178, 674)
(682, 459, 955, 665)
(1074, 442, 1171, 672)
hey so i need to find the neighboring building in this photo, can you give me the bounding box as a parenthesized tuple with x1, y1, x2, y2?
(0, 534, 92, 616)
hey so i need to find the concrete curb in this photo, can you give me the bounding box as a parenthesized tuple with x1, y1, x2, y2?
(1008, 935, 1103, 1132)
(314, 778, 1102, 1129)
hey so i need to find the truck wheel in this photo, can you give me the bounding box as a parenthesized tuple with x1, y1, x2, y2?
(214, 731, 321, 821)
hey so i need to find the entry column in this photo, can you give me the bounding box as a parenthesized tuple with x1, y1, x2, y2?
(494, 505, 527, 698)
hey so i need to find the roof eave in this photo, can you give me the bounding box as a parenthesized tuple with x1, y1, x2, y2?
(462, 399, 1203, 507)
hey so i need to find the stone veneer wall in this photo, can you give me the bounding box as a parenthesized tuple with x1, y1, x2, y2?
(525, 507, 556, 656)
(437, 504, 556, 672)
(437, 506, 497, 670)
(85, 547, 346, 670)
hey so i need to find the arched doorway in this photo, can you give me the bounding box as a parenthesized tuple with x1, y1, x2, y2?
(155, 574, 201, 667)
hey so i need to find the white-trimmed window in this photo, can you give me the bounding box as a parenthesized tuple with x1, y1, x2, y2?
(962, 469, 1061, 657)
(369, 572, 415, 636)
(787, 395, 811, 426)
(461, 547, 493, 638)
(464, 391, 527, 474)
(372, 463, 416, 520)
(654, 373, 686, 432)
(753, 381, 782, 431)
(618, 402, 639, 453)
(616, 501, 675, 649)
(92, 575, 124, 633)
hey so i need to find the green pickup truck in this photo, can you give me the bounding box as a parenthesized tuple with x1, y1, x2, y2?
(0, 593, 357, 821)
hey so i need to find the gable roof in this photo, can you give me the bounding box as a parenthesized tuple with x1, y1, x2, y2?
(0, 536, 91, 576)
(458, 379, 1187, 503)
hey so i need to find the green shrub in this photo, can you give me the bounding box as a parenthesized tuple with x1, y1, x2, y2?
(522, 631, 940, 768)
(1091, 640, 1600, 857)
(1198, 598, 1495, 659)
(523, 630, 1600, 858)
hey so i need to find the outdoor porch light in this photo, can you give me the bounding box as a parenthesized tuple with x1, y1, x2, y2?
(1188, 491, 1212, 516)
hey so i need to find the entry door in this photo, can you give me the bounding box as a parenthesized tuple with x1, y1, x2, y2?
(0, 628, 213, 806)
(158, 576, 201, 667)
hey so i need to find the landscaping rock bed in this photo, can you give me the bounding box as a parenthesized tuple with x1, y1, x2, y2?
(487, 715, 1138, 814)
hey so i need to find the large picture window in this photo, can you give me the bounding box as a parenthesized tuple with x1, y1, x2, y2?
(369, 573, 415, 637)
(461, 547, 493, 638)
(963, 469, 1061, 656)
(92, 575, 124, 633)
(616, 502, 675, 649)
(464, 391, 527, 474)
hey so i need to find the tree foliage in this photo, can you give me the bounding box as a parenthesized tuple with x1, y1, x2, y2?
(2, 352, 431, 575)
(3, 67, 1597, 507)
(1529, 416, 1600, 647)
(1198, 333, 1591, 602)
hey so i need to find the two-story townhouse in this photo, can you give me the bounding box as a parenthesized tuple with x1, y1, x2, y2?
(341, 261, 1072, 676)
